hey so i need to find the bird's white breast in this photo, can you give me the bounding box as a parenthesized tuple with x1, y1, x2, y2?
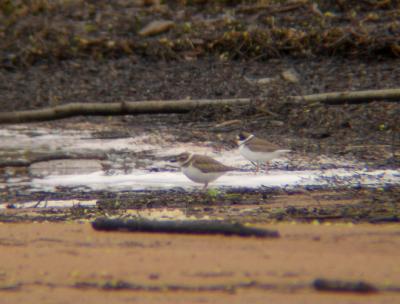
(182, 165, 225, 184)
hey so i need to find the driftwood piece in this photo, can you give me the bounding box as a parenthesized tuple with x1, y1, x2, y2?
(0, 98, 251, 124)
(291, 88, 400, 104)
(92, 218, 280, 238)
(0, 151, 107, 168)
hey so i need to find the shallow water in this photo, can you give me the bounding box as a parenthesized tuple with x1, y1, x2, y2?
(1, 126, 399, 206)
(30, 168, 400, 192)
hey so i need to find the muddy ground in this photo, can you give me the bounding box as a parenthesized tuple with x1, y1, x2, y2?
(1, 56, 399, 160)
(1, 55, 400, 224)
(1, 188, 399, 224)
(1, 1, 400, 303)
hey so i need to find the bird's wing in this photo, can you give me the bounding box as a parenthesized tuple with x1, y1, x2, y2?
(247, 137, 282, 152)
(192, 155, 235, 173)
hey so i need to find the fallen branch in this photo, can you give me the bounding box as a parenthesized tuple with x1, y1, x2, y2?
(0, 98, 251, 124)
(291, 88, 400, 104)
(92, 218, 280, 238)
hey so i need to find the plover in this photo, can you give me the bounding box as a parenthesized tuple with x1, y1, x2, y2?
(173, 152, 235, 189)
(237, 132, 291, 173)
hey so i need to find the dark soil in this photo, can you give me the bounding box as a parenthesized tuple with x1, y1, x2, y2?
(1, 56, 399, 166)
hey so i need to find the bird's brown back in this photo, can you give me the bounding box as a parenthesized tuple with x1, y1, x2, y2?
(188, 155, 236, 173)
(245, 136, 283, 152)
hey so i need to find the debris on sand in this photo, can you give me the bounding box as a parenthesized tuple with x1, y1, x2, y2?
(92, 217, 279, 238)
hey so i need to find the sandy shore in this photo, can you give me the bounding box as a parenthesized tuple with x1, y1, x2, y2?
(0, 222, 399, 303)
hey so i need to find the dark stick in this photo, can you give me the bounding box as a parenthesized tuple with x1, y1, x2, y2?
(313, 278, 378, 293)
(92, 218, 280, 238)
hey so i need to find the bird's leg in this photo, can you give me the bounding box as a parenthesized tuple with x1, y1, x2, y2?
(33, 198, 43, 208)
(184, 201, 188, 217)
(255, 163, 260, 175)
(250, 161, 258, 174)
(202, 182, 208, 191)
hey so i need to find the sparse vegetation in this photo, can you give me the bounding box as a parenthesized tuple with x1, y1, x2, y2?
(1, 0, 399, 66)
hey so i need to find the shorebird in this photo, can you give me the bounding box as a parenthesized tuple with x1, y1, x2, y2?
(173, 152, 235, 189)
(237, 132, 291, 173)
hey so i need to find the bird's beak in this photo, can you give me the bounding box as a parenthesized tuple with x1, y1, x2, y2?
(235, 136, 241, 145)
